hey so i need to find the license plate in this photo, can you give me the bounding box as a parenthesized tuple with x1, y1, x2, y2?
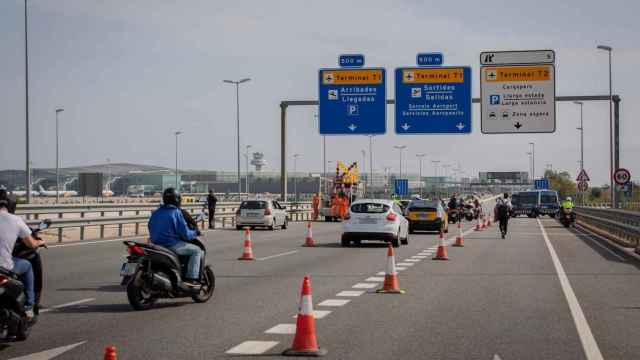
(247, 213, 260, 218)
(120, 262, 138, 276)
(359, 218, 378, 224)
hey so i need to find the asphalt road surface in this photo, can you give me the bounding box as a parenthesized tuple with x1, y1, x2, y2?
(2, 215, 639, 359)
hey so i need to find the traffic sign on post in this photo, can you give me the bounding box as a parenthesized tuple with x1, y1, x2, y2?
(416, 53, 443, 67)
(614, 168, 631, 185)
(480, 50, 556, 134)
(576, 169, 590, 182)
(577, 181, 589, 192)
(534, 178, 549, 190)
(339, 54, 365, 68)
(394, 179, 409, 197)
(319, 68, 386, 135)
(394, 67, 472, 134)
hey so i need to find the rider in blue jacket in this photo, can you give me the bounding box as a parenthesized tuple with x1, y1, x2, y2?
(148, 188, 202, 287)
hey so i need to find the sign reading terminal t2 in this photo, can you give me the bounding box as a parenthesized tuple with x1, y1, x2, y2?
(318, 68, 386, 135)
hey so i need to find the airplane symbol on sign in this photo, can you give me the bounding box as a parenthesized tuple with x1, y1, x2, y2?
(486, 70, 497, 80)
(325, 74, 334, 83)
(404, 71, 414, 81)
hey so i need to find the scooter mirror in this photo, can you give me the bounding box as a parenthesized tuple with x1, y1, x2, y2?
(38, 219, 51, 231)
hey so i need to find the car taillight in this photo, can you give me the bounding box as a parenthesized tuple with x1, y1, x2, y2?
(127, 245, 144, 256)
(344, 213, 351, 220)
(386, 212, 397, 221)
(0, 274, 9, 286)
(264, 208, 272, 216)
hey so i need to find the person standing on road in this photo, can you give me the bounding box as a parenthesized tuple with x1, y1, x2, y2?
(311, 193, 320, 221)
(0, 199, 45, 320)
(207, 190, 218, 229)
(495, 193, 512, 239)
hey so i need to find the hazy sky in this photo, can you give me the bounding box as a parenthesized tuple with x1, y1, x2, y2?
(1, 0, 638, 185)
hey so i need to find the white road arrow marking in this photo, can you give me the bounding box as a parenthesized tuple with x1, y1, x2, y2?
(401, 123, 410, 131)
(493, 354, 502, 360)
(9, 341, 87, 360)
(456, 122, 465, 131)
(348, 124, 357, 131)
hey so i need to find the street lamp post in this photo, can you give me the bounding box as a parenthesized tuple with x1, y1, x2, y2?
(527, 152, 533, 183)
(24, 0, 31, 203)
(223, 78, 251, 200)
(368, 135, 374, 197)
(55, 108, 64, 203)
(528, 142, 535, 180)
(174, 131, 182, 190)
(361, 149, 366, 196)
(597, 45, 614, 207)
(575, 101, 585, 205)
(416, 153, 426, 198)
(293, 154, 300, 202)
(106, 158, 111, 193)
(245, 145, 252, 197)
(393, 145, 407, 179)
(432, 160, 440, 197)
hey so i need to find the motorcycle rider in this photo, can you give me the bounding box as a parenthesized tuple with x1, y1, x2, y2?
(561, 196, 574, 211)
(0, 199, 45, 320)
(495, 193, 512, 239)
(148, 188, 202, 288)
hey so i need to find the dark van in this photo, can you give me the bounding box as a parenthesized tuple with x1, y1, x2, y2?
(511, 190, 559, 218)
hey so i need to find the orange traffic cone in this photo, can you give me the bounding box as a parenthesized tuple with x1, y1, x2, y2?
(376, 243, 405, 294)
(453, 221, 465, 247)
(104, 345, 117, 360)
(475, 217, 482, 231)
(283, 276, 327, 356)
(238, 228, 255, 260)
(433, 230, 449, 260)
(303, 222, 315, 247)
(481, 216, 487, 229)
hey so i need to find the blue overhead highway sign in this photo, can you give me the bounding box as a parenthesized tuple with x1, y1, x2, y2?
(417, 53, 443, 66)
(394, 179, 409, 196)
(339, 54, 365, 68)
(534, 178, 549, 190)
(394, 66, 471, 134)
(319, 68, 386, 135)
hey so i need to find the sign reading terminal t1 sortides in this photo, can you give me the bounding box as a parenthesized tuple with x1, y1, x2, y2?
(480, 50, 556, 134)
(394, 67, 471, 134)
(318, 68, 386, 135)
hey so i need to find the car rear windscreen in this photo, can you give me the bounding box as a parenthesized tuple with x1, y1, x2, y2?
(517, 192, 539, 205)
(408, 200, 439, 211)
(540, 191, 558, 204)
(351, 203, 390, 213)
(240, 201, 268, 209)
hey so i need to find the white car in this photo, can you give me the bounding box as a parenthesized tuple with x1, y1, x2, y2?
(235, 200, 288, 230)
(341, 199, 409, 247)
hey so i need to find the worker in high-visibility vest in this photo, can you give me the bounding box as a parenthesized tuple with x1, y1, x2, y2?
(311, 193, 320, 221)
(338, 192, 349, 220)
(330, 194, 339, 220)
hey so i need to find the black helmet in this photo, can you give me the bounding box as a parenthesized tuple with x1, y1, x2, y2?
(503, 193, 509, 199)
(162, 188, 182, 207)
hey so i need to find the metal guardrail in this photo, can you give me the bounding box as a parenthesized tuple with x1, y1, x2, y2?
(574, 207, 640, 250)
(24, 202, 313, 243)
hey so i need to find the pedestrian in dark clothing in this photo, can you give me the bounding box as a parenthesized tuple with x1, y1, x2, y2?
(494, 193, 512, 239)
(207, 190, 218, 229)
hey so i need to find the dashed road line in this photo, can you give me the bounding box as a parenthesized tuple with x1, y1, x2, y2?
(318, 299, 351, 307)
(265, 324, 297, 334)
(256, 250, 299, 261)
(376, 271, 386, 276)
(404, 259, 421, 262)
(396, 267, 407, 271)
(226, 341, 279, 355)
(40, 298, 96, 313)
(293, 310, 332, 319)
(396, 263, 414, 267)
(352, 283, 378, 289)
(364, 277, 385, 282)
(336, 290, 365, 297)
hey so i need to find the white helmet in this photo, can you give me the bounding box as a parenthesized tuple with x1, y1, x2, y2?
(566, 197, 572, 201)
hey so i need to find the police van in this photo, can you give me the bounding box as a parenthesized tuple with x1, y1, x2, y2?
(511, 190, 559, 218)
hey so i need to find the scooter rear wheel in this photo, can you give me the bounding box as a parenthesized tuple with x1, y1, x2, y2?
(192, 266, 215, 303)
(127, 276, 158, 311)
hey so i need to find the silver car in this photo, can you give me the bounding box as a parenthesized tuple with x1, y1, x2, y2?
(235, 200, 288, 230)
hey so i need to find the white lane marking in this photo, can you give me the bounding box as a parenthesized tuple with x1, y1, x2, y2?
(336, 290, 365, 297)
(265, 324, 297, 334)
(256, 250, 299, 261)
(396, 263, 415, 267)
(352, 283, 378, 289)
(365, 277, 385, 282)
(40, 298, 96, 313)
(395, 267, 407, 271)
(493, 354, 503, 360)
(293, 310, 332, 319)
(403, 259, 421, 262)
(376, 271, 386, 276)
(8, 341, 87, 360)
(574, 227, 626, 261)
(318, 299, 350, 306)
(226, 341, 279, 355)
(412, 255, 428, 259)
(537, 219, 604, 360)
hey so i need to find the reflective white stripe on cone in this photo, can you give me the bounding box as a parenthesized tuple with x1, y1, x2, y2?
(304, 222, 315, 247)
(377, 243, 405, 294)
(283, 276, 327, 356)
(433, 231, 449, 260)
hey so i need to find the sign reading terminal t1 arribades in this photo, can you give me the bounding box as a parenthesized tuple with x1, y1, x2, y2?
(480, 50, 556, 134)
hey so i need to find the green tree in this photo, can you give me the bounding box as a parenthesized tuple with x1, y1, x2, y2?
(544, 169, 576, 198)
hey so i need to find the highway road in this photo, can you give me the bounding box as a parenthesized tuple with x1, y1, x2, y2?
(1, 216, 639, 359)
